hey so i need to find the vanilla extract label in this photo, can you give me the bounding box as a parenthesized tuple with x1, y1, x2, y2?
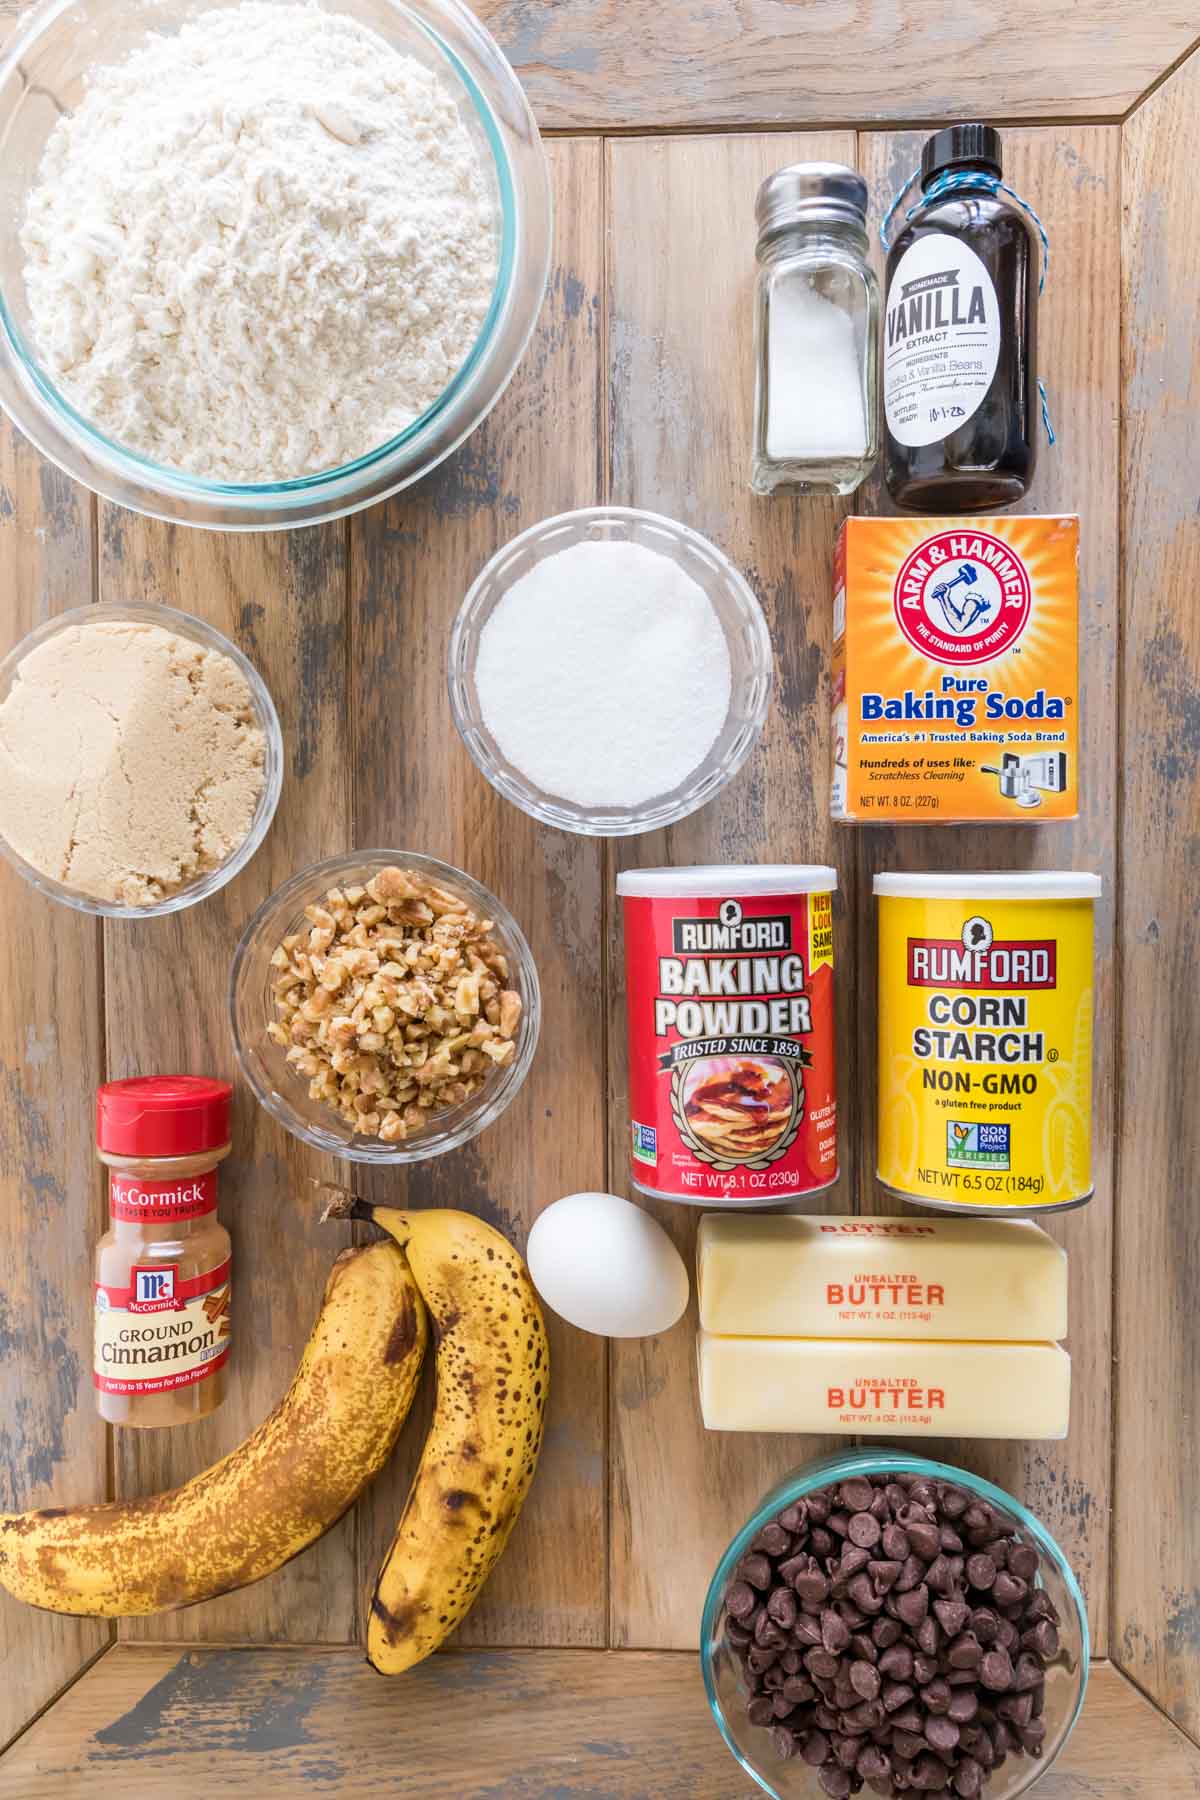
(884, 235, 1001, 448)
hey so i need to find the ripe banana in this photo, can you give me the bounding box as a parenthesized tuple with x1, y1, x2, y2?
(347, 1203, 549, 1674)
(0, 1240, 427, 1617)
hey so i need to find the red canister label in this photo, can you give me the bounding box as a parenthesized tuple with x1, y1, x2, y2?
(621, 886, 837, 1203)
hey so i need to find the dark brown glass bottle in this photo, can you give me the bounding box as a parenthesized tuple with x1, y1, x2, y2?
(883, 122, 1037, 511)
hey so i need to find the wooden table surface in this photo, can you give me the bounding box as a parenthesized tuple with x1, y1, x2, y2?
(2, 1, 1199, 1793)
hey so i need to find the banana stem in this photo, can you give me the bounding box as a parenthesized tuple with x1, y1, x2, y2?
(317, 1185, 369, 1223)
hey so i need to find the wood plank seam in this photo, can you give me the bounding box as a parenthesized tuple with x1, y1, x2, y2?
(1121, 31, 1200, 120)
(1109, 1661, 1200, 1759)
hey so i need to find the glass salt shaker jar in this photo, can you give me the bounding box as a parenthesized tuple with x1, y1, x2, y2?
(750, 163, 879, 497)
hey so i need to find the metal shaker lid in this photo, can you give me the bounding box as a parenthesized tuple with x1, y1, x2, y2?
(755, 162, 869, 239)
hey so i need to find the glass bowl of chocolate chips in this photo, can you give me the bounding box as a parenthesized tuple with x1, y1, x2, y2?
(702, 1451, 1088, 1800)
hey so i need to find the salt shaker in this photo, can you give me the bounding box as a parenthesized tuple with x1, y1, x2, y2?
(750, 163, 879, 497)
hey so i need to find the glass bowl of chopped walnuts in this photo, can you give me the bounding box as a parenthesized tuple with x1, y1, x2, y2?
(229, 851, 540, 1163)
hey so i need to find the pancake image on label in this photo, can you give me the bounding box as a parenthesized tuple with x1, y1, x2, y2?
(682, 1057, 793, 1160)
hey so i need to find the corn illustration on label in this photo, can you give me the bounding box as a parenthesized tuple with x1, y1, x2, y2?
(831, 515, 1079, 822)
(876, 887, 1096, 1214)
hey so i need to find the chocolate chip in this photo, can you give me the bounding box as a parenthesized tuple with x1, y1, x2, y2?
(841, 1478, 875, 1513)
(850, 1511, 883, 1549)
(818, 1767, 853, 1799)
(893, 1728, 926, 1760)
(768, 1586, 799, 1630)
(980, 1648, 1014, 1692)
(850, 1661, 882, 1703)
(782, 1675, 817, 1705)
(828, 1510, 852, 1539)
(964, 1554, 996, 1591)
(891, 1704, 925, 1736)
(911, 1750, 950, 1789)
(771, 1691, 797, 1719)
(747, 1695, 774, 1726)
(839, 1544, 874, 1579)
(858, 1744, 890, 1779)
(726, 1580, 756, 1620)
(926, 1716, 960, 1754)
(997, 1691, 1034, 1727)
(851, 1632, 878, 1663)
(823, 1609, 853, 1653)
(947, 1688, 978, 1724)
(1012, 1654, 1045, 1694)
(992, 1572, 1027, 1609)
(895, 1554, 928, 1594)
(755, 1611, 788, 1648)
(906, 1521, 942, 1561)
(895, 1586, 929, 1628)
(754, 1522, 793, 1557)
(793, 1613, 824, 1646)
(969, 1607, 1000, 1645)
(926, 1555, 957, 1596)
(952, 1755, 983, 1796)
(922, 1678, 952, 1714)
(771, 1724, 799, 1758)
(1020, 1618, 1059, 1659)
(725, 1619, 752, 1648)
(873, 1617, 903, 1649)
(811, 1528, 836, 1559)
(933, 1599, 970, 1637)
(883, 1681, 915, 1713)
(915, 1617, 942, 1657)
(912, 1652, 938, 1686)
(739, 1552, 774, 1590)
(882, 1524, 911, 1561)
(796, 1568, 831, 1606)
(806, 1647, 841, 1681)
(802, 1728, 832, 1766)
(835, 1732, 863, 1766)
(1008, 1543, 1039, 1583)
(778, 1501, 808, 1534)
(879, 1643, 914, 1680)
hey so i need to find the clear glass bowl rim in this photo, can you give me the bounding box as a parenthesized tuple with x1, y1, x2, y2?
(701, 1446, 1091, 1800)
(228, 847, 541, 1163)
(0, 600, 284, 917)
(0, 0, 552, 528)
(446, 505, 775, 838)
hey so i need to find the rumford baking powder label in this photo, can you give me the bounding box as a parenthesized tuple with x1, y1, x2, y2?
(877, 893, 1094, 1212)
(94, 1258, 230, 1395)
(621, 886, 837, 1203)
(831, 516, 1079, 822)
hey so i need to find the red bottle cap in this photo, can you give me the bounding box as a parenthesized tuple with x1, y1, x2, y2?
(96, 1077, 232, 1158)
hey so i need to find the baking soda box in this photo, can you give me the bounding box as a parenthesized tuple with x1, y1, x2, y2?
(831, 516, 1079, 823)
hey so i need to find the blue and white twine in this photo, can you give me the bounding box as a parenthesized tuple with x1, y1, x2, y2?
(880, 163, 1056, 446)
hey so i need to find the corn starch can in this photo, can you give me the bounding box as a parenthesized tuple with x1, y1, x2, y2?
(618, 866, 838, 1206)
(875, 871, 1100, 1215)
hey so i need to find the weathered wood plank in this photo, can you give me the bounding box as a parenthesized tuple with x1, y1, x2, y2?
(0, 427, 108, 1744)
(2, 1648, 1198, 1796)
(853, 128, 1121, 1649)
(348, 139, 607, 1649)
(1114, 50, 1200, 1740)
(606, 129, 858, 1650)
(94, 516, 357, 1644)
(4, 0, 1197, 122)
(473, 1, 1193, 129)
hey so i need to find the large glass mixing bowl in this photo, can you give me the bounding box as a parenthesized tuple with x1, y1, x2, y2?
(0, 0, 551, 529)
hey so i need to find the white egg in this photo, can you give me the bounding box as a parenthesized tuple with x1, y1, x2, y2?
(527, 1192, 690, 1339)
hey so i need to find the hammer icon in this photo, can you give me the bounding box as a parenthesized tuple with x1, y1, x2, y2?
(929, 562, 989, 632)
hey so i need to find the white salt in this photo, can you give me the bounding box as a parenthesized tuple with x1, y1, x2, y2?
(474, 539, 733, 811)
(765, 274, 868, 461)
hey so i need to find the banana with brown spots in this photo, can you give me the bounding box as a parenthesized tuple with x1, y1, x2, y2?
(344, 1203, 549, 1674)
(0, 1240, 427, 1617)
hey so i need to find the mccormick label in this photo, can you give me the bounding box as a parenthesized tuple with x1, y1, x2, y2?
(876, 892, 1095, 1213)
(830, 516, 1079, 824)
(94, 1258, 230, 1396)
(621, 883, 837, 1204)
(107, 1171, 218, 1222)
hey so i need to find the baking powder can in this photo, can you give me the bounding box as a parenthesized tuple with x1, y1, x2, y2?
(875, 871, 1101, 1215)
(618, 865, 838, 1206)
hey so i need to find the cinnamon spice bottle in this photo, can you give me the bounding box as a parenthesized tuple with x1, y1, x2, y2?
(94, 1077, 233, 1428)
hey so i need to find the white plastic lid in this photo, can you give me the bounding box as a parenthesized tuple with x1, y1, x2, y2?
(874, 871, 1101, 901)
(617, 864, 838, 898)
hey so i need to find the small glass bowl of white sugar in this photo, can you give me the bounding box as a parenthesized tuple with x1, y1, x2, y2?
(447, 508, 774, 836)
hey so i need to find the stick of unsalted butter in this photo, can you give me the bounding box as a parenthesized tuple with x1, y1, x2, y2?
(697, 1213, 1067, 1342)
(696, 1333, 1071, 1440)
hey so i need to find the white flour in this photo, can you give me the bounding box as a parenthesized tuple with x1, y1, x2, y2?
(474, 540, 733, 811)
(21, 2, 498, 482)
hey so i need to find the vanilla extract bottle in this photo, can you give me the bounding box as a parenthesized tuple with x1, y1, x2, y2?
(883, 123, 1038, 511)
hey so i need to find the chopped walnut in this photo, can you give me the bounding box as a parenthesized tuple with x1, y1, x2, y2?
(270, 865, 523, 1144)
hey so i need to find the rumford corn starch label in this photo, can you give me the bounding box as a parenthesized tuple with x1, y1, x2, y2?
(876, 873, 1100, 1214)
(618, 867, 838, 1205)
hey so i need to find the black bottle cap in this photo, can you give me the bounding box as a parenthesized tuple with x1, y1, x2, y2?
(920, 122, 1002, 188)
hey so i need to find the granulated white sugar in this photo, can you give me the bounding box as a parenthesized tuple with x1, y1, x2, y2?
(20, 2, 497, 483)
(473, 539, 733, 811)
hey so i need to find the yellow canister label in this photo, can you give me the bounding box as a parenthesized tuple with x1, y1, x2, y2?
(877, 894, 1094, 1212)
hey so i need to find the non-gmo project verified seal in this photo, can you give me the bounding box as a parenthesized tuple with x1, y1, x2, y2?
(947, 1121, 1010, 1170)
(631, 1121, 657, 1167)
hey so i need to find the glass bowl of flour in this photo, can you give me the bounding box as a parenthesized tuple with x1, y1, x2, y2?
(448, 507, 775, 836)
(0, 0, 550, 530)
